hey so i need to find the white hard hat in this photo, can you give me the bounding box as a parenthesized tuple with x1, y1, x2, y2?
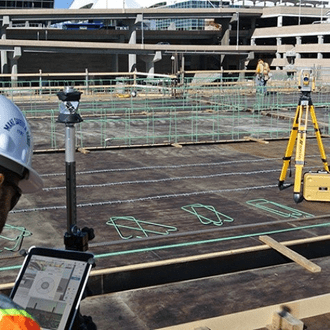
(0, 95, 43, 193)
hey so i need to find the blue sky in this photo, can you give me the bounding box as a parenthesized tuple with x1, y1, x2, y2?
(54, 0, 72, 8)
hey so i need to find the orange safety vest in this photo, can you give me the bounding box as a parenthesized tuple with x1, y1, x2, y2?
(256, 62, 264, 75)
(0, 308, 41, 329)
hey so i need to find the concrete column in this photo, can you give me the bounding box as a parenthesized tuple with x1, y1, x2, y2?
(140, 51, 162, 78)
(221, 20, 230, 65)
(1, 16, 10, 74)
(296, 36, 301, 59)
(146, 61, 154, 76)
(128, 15, 144, 73)
(318, 35, 324, 59)
(222, 23, 230, 43)
(276, 37, 282, 46)
(112, 54, 119, 72)
(277, 16, 283, 27)
(11, 47, 21, 87)
(128, 27, 137, 72)
(180, 54, 185, 85)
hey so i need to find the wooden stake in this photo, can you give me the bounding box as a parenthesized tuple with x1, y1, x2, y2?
(259, 235, 321, 273)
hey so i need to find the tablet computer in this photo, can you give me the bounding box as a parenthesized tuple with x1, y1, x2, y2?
(10, 246, 94, 330)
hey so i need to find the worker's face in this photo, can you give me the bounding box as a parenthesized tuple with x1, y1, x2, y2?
(0, 173, 21, 233)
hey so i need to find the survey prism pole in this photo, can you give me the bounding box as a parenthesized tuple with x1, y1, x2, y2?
(57, 87, 83, 233)
(65, 124, 77, 231)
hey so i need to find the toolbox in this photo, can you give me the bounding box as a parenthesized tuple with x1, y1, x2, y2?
(303, 171, 330, 202)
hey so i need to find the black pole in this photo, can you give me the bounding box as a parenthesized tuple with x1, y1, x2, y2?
(65, 124, 77, 232)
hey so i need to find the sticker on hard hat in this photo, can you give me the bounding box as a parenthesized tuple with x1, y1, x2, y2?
(3, 118, 30, 146)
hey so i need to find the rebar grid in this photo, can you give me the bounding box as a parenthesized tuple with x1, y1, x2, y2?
(3, 75, 330, 151)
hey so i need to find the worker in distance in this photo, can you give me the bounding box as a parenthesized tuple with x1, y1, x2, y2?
(0, 95, 43, 329)
(256, 58, 271, 94)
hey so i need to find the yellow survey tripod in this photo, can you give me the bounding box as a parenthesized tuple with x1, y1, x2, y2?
(278, 69, 329, 203)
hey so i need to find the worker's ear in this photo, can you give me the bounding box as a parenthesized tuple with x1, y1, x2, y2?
(0, 173, 4, 186)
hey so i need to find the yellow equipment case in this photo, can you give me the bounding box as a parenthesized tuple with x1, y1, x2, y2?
(303, 171, 330, 202)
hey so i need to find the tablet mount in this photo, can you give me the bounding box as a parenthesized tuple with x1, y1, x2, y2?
(57, 87, 96, 330)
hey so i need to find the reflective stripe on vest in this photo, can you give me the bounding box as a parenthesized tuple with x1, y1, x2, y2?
(0, 309, 40, 329)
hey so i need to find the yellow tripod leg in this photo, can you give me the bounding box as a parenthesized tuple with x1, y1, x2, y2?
(293, 100, 309, 203)
(278, 105, 300, 190)
(310, 105, 330, 172)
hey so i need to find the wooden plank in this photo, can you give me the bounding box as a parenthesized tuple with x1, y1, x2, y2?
(90, 232, 330, 278)
(259, 235, 321, 273)
(156, 293, 330, 330)
(244, 136, 269, 144)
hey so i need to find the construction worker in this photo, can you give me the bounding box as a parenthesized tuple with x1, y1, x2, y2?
(256, 59, 270, 93)
(0, 96, 43, 329)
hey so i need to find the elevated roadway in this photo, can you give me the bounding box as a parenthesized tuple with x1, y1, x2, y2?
(0, 7, 268, 76)
(0, 39, 277, 55)
(0, 8, 263, 22)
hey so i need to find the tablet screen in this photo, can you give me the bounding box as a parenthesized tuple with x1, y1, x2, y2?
(11, 248, 93, 330)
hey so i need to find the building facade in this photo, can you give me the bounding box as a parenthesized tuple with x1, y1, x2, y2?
(0, 0, 53, 8)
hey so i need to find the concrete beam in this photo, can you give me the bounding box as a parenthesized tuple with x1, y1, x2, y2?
(0, 39, 277, 56)
(0, 8, 262, 22)
(253, 24, 330, 39)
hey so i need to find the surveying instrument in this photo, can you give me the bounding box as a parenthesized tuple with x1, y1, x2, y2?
(57, 86, 96, 329)
(278, 69, 330, 203)
(57, 86, 95, 251)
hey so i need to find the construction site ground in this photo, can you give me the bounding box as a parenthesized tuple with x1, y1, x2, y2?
(1, 95, 330, 328)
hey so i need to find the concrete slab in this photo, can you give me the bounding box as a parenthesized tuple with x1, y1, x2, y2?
(1, 116, 330, 329)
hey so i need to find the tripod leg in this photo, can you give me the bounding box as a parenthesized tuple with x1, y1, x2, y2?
(278, 105, 300, 190)
(310, 105, 330, 172)
(293, 101, 308, 203)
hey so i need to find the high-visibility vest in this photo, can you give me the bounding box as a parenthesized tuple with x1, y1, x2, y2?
(0, 308, 41, 329)
(256, 62, 264, 75)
